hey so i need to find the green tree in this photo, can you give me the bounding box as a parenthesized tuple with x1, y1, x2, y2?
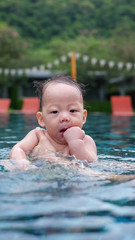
(0, 23, 28, 96)
(0, 23, 27, 67)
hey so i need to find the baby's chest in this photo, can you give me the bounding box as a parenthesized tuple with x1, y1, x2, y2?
(55, 145, 70, 155)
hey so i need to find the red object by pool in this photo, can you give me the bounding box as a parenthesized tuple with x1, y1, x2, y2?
(0, 98, 11, 113)
(110, 96, 133, 116)
(21, 97, 40, 114)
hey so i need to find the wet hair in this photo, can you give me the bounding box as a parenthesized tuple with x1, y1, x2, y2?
(34, 73, 85, 110)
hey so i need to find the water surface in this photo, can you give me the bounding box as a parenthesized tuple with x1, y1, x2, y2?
(0, 113, 135, 240)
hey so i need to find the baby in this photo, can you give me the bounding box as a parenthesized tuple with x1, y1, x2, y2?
(9, 74, 97, 170)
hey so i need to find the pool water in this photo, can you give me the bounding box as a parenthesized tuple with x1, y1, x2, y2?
(0, 113, 135, 240)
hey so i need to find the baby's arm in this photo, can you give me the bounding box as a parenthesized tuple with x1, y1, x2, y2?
(9, 128, 39, 160)
(9, 128, 39, 170)
(63, 126, 97, 162)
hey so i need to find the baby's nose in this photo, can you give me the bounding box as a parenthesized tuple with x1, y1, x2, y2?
(60, 112, 70, 122)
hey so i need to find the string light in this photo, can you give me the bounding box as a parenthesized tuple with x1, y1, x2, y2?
(118, 62, 124, 70)
(126, 62, 132, 70)
(1, 52, 135, 76)
(99, 59, 106, 67)
(91, 58, 97, 65)
(82, 55, 89, 63)
(54, 60, 60, 66)
(108, 61, 115, 69)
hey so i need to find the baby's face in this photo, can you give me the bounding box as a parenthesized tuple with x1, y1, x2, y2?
(37, 82, 87, 145)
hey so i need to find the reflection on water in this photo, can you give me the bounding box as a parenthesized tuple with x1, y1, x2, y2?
(23, 113, 38, 129)
(0, 113, 10, 127)
(111, 115, 131, 135)
(0, 113, 135, 240)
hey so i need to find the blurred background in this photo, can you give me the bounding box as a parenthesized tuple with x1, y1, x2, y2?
(0, 0, 135, 112)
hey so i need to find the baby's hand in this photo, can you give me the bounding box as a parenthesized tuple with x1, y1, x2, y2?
(63, 126, 85, 143)
(10, 158, 37, 171)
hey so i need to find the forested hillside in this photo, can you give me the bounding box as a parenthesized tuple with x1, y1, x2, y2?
(1, 0, 135, 104)
(0, 0, 135, 69)
(1, 0, 135, 42)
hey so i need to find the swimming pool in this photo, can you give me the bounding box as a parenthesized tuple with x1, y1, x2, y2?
(0, 113, 135, 240)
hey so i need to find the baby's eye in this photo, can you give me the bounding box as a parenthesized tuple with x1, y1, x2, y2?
(70, 109, 77, 113)
(51, 110, 58, 114)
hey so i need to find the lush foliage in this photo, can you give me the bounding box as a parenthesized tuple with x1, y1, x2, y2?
(1, 0, 135, 104)
(0, 23, 27, 67)
(0, 0, 135, 65)
(1, 0, 135, 42)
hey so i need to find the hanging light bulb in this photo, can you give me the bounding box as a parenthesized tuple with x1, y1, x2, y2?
(117, 62, 124, 70)
(108, 61, 115, 68)
(39, 65, 45, 70)
(4, 69, 9, 75)
(47, 63, 52, 69)
(68, 52, 72, 57)
(17, 69, 23, 76)
(99, 59, 106, 67)
(83, 55, 89, 63)
(61, 56, 67, 62)
(91, 58, 97, 65)
(126, 62, 132, 70)
(25, 69, 30, 74)
(11, 69, 16, 76)
(54, 60, 60, 66)
(75, 53, 80, 60)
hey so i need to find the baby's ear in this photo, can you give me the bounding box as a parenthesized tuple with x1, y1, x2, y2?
(36, 112, 46, 127)
(83, 109, 87, 124)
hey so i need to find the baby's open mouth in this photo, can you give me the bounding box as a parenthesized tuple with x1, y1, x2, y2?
(60, 128, 67, 133)
(60, 128, 68, 134)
